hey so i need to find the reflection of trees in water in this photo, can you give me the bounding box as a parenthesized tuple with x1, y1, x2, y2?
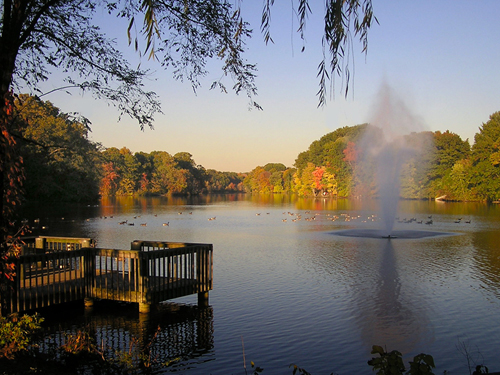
(471, 230, 500, 299)
(37, 302, 214, 371)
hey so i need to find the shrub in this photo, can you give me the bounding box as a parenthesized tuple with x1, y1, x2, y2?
(0, 313, 43, 359)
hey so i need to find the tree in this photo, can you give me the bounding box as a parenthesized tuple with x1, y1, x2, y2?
(117, 147, 140, 195)
(13, 94, 101, 202)
(100, 162, 120, 196)
(0, 1, 138, 233)
(282, 168, 296, 192)
(295, 124, 367, 197)
(448, 159, 473, 201)
(471, 112, 500, 201)
(294, 162, 316, 196)
(343, 141, 358, 169)
(148, 150, 193, 195)
(1, 0, 378, 285)
(0, 0, 261, 227)
(204, 170, 243, 192)
(243, 166, 272, 193)
(143, 0, 376, 105)
(134, 151, 154, 194)
(173, 152, 207, 194)
(428, 131, 470, 183)
(263, 163, 287, 173)
(100, 147, 125, 195)
(269, 171, 284, 193)
(398, 131, 435, 199)
(1, 0, 377, 216)
(312, 166, 325, 195)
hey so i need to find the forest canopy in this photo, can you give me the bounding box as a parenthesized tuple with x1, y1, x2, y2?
(14, 95, 500, 204)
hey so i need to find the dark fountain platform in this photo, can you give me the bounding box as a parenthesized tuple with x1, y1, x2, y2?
(332, 229, 455, 239)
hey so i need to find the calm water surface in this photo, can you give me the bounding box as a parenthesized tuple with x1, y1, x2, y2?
(23, 195, 500, 374)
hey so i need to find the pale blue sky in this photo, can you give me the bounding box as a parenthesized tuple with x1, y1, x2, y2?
(38, 1, 500, 172)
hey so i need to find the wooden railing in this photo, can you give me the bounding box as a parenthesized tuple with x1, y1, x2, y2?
(130, 240, 213, 303)
(1, 238, 213, 316)
(21, 236, 95, 253)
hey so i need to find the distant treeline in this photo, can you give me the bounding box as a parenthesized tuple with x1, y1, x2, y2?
(13, 94, 244, 201)
(99, 148, 244, 196)
(12, 94, 500, 203)
(245, 119, 500, 203)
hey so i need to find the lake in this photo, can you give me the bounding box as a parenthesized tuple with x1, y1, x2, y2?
(23, 194, 500, 374)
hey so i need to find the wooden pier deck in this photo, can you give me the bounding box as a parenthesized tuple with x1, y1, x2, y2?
(1, 237, 213, 316)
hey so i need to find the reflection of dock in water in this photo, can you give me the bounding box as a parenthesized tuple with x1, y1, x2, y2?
(38, 302, 214, 372)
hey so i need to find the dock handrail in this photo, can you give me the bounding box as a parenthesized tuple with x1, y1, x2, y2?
(1, 238, 213, 316)
(21, 236, 95, 254)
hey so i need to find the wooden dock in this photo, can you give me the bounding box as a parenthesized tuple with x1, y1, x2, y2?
(1, 236, 213, 315)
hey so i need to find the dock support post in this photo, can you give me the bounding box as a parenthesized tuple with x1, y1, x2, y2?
(198, 292, 209, 308)
(139, 302, 151, 314)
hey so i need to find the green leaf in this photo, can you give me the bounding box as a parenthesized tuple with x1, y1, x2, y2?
(371, 345, 385, 355)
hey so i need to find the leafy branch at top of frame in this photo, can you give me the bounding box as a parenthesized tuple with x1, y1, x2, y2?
(260, 0, 377, 105)
(135, 1, 378, 108)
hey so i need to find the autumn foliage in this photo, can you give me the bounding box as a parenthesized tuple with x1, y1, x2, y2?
(312, 167, 325, 191)
(343, 141, 358, 166)
(0, 93, 28, 307)
(1, 92, 24, 228)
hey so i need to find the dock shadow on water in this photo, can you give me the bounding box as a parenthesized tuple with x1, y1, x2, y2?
(35, 301, 214, 372)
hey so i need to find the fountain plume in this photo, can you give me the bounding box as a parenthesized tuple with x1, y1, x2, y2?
(358, 83, 427, 237)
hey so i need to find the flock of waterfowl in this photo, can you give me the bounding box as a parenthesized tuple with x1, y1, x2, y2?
(29, 210, 472, 231)
(98, 211, 218, 227)
(252, 211, 472, 225)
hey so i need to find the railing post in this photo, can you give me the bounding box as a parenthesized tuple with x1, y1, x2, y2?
(35, 237, 45, 251)
(138, 251, 150, 312)
(84, 248, 95, 299)
(196, 245, 212, 307)
(131, 241, 142, 250)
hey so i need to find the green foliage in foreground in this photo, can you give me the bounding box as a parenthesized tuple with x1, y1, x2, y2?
(367, 345, 435, 375)
(0, 314, 43, 360)
(248, 346, 437, 375)
(0, 317, 494, 375)
(0, 314, 174, 374)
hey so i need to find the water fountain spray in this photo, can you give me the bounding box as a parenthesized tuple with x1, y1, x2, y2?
(360, 83, 426, 238)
